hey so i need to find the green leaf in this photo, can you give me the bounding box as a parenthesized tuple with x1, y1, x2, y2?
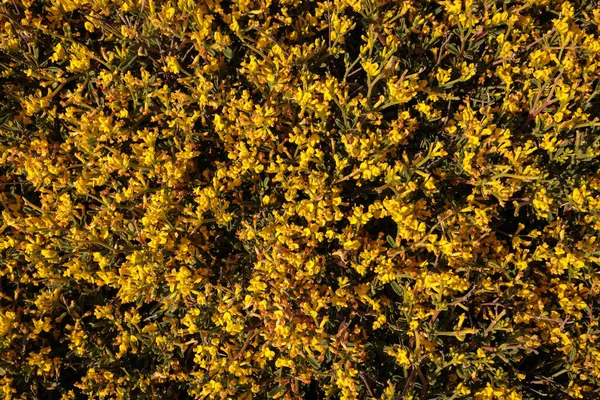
(307, 356, 321, 369)
(387, 235, 396, 248)
(267, 385, 287, 398)
(390, 280, 403, 297)
(446, 43, 459, 56)
(326, 349, 333, 362)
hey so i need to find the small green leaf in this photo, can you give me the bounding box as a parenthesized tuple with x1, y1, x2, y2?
(307, 356, 321, 369)
(446, 43, 459, 56)
(390, 280, 403, 297)
(386, 235, 396, 248)
(267, 385, 287, 398)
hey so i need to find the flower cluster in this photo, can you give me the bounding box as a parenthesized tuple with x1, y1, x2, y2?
(1, 0, 600, 399)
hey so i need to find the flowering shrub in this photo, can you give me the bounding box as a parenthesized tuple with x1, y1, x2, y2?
(1, 0, 600, 398)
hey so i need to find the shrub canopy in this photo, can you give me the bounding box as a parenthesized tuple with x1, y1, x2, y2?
(1, 0, 600, 399)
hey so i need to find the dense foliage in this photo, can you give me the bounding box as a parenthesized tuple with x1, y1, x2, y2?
(1, 0, 600, 398)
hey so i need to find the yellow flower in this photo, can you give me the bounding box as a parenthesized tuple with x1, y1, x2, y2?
(553, 18, 570, 36)
(67, 43, 92, 73)
(343, 239, 361, 251)
(50, 43, 66, 63)
(41, 249, 58, 259)
(387, 347, 410, 366)
(165, 7, 175, 19)
(275, 357, 293, 368)
(436, 67, 452, 86)
(456, 382, 471, 395)
(164, 56, 181, 74)
(415, 102, 432, 118)
(362, 60, 380, 77)
(264, 347, 275, 360)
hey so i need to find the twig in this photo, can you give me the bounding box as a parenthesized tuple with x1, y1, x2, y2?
(232, 328, 259, 362)
(134, 0, 146, 31)
(359, 372, 375, 399)
(397, 366, 417, 400)
(416, 366, 428, 400)
(437, 35, 452, 66)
